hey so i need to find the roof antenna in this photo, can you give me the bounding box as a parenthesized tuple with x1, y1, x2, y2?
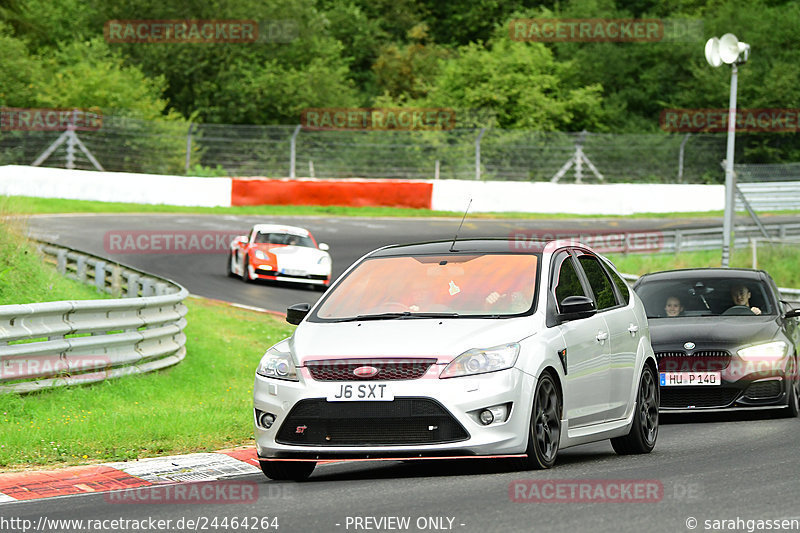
(449, 198, 472, 252)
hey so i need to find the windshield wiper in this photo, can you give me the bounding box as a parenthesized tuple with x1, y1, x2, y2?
(333, 312, 460, 322)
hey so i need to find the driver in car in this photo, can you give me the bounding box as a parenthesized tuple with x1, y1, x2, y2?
(730, 284, 761, 315)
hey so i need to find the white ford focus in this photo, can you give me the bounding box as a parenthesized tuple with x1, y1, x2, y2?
(253, 239, 658, 480)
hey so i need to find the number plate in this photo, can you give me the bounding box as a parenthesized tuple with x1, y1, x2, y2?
(660, 372, 721, 386)
(280, 268, 305, 276)
(327, 383, 394, 402)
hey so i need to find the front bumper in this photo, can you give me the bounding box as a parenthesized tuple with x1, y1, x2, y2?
(253, 367, 536, 460)
(659, 366, 791, 410)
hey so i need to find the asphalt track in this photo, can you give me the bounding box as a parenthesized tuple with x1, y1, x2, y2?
(24, 213, 752, 314)
(11, 213, 800, 533)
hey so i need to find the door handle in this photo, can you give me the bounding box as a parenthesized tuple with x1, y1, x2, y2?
(628, 324, 639, 336)
(596, 331, 609, 343)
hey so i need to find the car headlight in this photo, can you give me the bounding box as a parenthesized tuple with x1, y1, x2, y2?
(254, 249, 269, 260)
(738, 341, 788, 362)
(317, 255, 331, 267)
(256, 344, 298, 381)
(440, 343, 520, 379)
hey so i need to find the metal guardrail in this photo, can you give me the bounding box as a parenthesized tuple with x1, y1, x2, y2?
(736, 181, 800, 211)
(0, 241, 188, 394)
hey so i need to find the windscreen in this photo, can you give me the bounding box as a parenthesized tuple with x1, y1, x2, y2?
(635, 277, 774, 318)
(314, 253, 539, 320)
(254, 232, 315, 248)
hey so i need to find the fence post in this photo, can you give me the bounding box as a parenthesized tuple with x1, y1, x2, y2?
(475, 128, 486, 180)
(185, 122, 194, 174)
(290, 125, 302, 178)
(677, 133, 690, 183)
(435, 159, 440, 180)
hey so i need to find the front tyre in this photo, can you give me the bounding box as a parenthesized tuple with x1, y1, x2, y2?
(611, 364, 659, 455)
(259, 460, 315, 481)
(519, 372, 561, 470)
(781, 356, 799, 418)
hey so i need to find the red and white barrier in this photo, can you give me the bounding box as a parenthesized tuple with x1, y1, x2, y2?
(0, 166, 724, 214)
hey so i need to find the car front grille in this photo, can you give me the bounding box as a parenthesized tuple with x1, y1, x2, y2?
(660, 387, 740, 408)
(656, 350, 732, 372)
(306, 359, 436, 381)
(744, 380, 782, 400)
(275, 398, 469, 446)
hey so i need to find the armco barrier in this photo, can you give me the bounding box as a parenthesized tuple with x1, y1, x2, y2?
(0, 241, 188, 394)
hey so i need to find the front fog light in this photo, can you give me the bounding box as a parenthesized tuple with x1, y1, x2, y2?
(474, 404, 510, 426)
(256, 410, 277, 429)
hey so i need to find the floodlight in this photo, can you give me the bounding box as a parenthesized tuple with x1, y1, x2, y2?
(705, 38, 722, 67)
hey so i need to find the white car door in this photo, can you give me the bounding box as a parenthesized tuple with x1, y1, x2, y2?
(575, 251, 639, 422)
(550, 250, 612, 428)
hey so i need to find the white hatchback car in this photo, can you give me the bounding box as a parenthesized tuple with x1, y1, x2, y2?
(253, 239, 659, 480)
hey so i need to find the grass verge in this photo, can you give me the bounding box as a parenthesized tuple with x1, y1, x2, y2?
(0, 296, 294, 470)
(607, 245, 800, 288)
(8, 194, 800, 220)
(0, 209, 109, 305)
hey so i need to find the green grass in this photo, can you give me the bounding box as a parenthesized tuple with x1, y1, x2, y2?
(7, 194, 800, 219)
(0, 296, 294, 470)
(608, 245, 800, 288)
(0, 213, 109, 305)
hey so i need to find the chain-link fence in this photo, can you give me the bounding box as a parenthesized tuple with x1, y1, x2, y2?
(0, 114, 740, 182)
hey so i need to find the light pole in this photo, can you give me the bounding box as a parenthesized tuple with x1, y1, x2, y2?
(704, 33, 750, 267)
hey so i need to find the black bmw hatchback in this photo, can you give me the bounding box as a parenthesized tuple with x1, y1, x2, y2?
(633, 268, 800, 415)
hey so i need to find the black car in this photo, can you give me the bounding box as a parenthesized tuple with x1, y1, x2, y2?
(633, 268, 800, 415)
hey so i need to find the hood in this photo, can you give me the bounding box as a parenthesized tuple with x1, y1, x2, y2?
(648, 315, 780, 351)
(258, 244, 328, 264)
(289, 318, 535, 365)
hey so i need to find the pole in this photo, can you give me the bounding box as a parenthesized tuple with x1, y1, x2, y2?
(475, 128, 486, 180)
(290, 124, 301, 178)
(185, 122, 193, 174)
(722, 64, 738, 268)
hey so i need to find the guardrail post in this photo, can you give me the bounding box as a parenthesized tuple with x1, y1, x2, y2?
(155, 282, 168, 296)
(674, 230, 682, 254)
(94, 261, 106, 292)
(56, 250, 68, 274)
(127, 274, 141, 298)
(111, 265, 122, 297)
(140, 278, 154, 297)
(76, 256, 87, 282)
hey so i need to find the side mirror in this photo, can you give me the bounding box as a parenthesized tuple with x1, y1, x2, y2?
(557, 295, 596, 323)
(286, 303, 311, 325)
(318, 242, 330, 251)
(784, 308, 800, 319)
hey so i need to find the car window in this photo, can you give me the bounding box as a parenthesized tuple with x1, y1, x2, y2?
(577, 253, 617, 310)
(634, 277, 775, 318)
(313, 253, 539, 319)
(255, 232, 315, 248)
(553, 253, 585, 312)
(602, 258, 630, 305)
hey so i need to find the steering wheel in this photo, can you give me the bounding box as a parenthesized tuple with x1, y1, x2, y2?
(721, 305, 755, 316)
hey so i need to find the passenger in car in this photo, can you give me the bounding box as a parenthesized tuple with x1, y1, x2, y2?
(664, 296, 684, 317)
(730, 284, 762, 315)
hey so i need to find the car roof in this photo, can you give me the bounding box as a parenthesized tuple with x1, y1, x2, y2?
(251, 224, 310, 236)
(367, 238, 592, 257)
(636, 268, 767, 284)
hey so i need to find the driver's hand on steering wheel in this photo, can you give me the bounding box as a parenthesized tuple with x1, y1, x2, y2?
(751, 306, 762, 315)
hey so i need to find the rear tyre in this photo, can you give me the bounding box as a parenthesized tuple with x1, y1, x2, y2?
(227, 252, 237, 278)
(611, 364, 659, 455)
(518, 372, 561, 470)
(782, 356, 799, 418)
(259, 460, 316, 481)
